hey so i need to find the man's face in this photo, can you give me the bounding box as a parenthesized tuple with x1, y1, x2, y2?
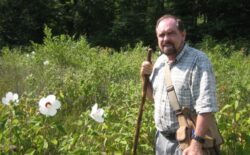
(156, 18, 186, 56)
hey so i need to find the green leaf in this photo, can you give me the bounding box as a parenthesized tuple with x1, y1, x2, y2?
(43, 139, 48, 149)
(247, 118, 250, 125)
(25, 148, 36, 155)
(235, 113, 240, 121)
(50, 138, 58, 145)
(73, 120, 83, 126)
(120, 140, 127, 145)
(220, 104, 232, 112)
(234, 100, 239, 109)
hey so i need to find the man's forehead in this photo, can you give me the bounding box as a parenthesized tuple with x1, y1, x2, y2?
(157, 18, 178, 32)
(158, 18, 177, 28)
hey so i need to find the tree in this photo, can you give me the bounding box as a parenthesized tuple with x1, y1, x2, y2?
(0, 0, 53, 47)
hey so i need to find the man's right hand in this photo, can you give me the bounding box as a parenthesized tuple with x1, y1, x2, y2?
(140, 61, 154, 100)
(140, 61, 153, 78)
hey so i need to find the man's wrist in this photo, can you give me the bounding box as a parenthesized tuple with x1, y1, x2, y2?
(192, 134, 205, 144)
(190, 139, 203, 149)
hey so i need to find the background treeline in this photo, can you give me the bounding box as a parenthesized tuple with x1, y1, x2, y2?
(0, 0, 250, 49)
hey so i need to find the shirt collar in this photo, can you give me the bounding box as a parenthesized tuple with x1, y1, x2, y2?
(175, 43, 187, 62)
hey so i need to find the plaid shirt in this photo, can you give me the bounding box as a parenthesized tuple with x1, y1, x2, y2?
(150, 44, 218, 133)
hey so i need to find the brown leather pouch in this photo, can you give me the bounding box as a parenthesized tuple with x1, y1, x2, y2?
(176, 107, 224, 151)
(176, 126, 192, 150)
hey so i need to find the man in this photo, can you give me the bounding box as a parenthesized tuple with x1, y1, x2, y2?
(140, 14, 219, 155)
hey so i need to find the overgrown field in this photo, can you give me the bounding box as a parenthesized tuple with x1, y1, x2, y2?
(0, 29, 249, 155)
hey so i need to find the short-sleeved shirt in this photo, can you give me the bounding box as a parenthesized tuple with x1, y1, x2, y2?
(150, 44, 218, 133)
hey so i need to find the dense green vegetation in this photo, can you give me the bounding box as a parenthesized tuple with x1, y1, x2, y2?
(0, 29, 249, 154)
(0, 0, 249, 49)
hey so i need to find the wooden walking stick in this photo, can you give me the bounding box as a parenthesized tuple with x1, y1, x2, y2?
(132, 48, 153, 155)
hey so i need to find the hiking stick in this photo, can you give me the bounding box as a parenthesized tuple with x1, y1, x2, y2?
(132, 48, 153, 155)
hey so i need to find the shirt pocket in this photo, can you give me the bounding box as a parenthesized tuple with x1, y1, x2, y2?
(175, 83, 193, 109)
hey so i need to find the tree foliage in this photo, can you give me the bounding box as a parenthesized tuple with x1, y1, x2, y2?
(0, 0, 249, 49)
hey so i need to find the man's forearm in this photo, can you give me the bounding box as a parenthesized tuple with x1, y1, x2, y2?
(182, 112, 214, 155)
(195, 112, 213, 137)
(189, 112, 213, 147)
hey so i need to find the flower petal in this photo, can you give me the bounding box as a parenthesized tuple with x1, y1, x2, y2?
(47, 95, 56, 102)
(97, 108, 104, 116)
(53, 100, 61, 109)
(48, 108, 57, 116)
(95, 116, 104, 123)
(90, 103, 104, 123)
(39, 106, 48, 115)
(91, 103, 98, 113)
(93, 103, 98, 110)
(39, 97, 47, 107)
(6, 92, 13, 100)
(13, 93, 18, 101)
(2, 97, 8, 105)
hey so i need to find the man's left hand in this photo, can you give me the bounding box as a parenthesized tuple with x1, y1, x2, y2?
(182, 139, 203, 155)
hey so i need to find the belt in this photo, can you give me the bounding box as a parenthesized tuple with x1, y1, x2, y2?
(160, 131, 176, 140)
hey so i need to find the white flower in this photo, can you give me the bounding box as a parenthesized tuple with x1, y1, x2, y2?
(90, 103, 104, 123)
(38, 95, 61, 116)
(43, 60, 49, 65)
(1, 92, 19, 105)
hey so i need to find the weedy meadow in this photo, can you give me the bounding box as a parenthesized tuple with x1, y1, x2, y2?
(0, 29, 249, 154)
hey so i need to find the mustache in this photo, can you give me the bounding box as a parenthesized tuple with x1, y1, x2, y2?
(165, 41, 174, 46)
